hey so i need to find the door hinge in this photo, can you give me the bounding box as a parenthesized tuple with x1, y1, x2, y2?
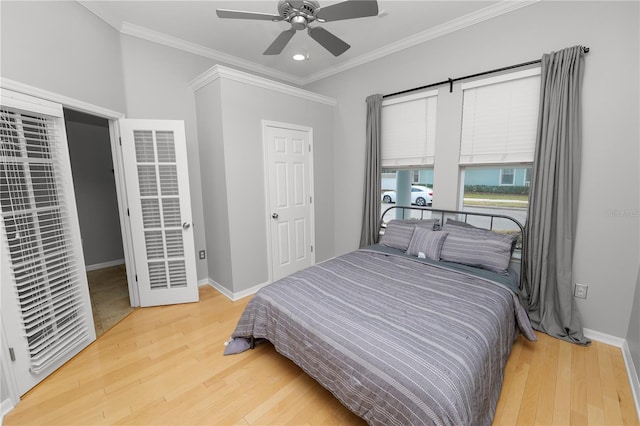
(119, 136, 122, 146)
(9, 347, 16, 362)
(127, 208, 130, 217)
(308, 144, 311, 152)
(135, 274, 138, 282)
(311, 245, 313, 253)
(310, 196, 313, 204)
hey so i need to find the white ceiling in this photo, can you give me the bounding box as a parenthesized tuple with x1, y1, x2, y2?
(79, 0, 536, 85)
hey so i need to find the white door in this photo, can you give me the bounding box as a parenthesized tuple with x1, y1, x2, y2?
(264, 122, 315, 281)
(0, 90, 95, 395)
(119, 119, 198, 307)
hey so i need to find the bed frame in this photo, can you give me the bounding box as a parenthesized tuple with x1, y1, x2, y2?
(380, 205, 527, 291)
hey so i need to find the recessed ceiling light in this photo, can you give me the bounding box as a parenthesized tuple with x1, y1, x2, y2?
(293, 53, 306, 61)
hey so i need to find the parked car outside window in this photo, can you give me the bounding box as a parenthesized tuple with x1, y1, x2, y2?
(381, 185, 433, 206)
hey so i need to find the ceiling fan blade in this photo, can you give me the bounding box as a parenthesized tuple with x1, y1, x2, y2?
(263, 28, 297, 55)
(216, 9, 283, 21)
(307, 26, 350, 56)
(315, 0, 378, 22)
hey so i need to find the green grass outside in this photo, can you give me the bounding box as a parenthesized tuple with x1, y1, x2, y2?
(463, 192, 529, 208)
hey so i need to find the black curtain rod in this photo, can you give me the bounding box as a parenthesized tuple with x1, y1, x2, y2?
(383, 46, 590, 99)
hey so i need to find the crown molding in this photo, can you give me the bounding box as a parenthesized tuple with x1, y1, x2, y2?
(78, 0, 538, 87)
(189, 65, 337, 107)
(119, 22, 307, 86)
(300, 0, 540, 84)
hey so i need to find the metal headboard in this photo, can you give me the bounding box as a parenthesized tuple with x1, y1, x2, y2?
(379, 206, 526, 291)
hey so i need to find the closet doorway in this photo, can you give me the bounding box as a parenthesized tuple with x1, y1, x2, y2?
(64, 109, 133, 337)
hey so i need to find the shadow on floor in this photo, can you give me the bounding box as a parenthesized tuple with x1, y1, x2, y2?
(87, 264, 134, 337)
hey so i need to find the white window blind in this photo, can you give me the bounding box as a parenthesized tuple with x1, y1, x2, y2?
(0, 106, 90, 374)
(460, 68, 541, 165)
(381, 90, 438, 168)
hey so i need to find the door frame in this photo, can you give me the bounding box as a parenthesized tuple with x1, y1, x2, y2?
(0, 79, 139, 405)
(261, 120, 316, 283)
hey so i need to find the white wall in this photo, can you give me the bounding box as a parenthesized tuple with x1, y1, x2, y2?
(306, 1, 640, 338)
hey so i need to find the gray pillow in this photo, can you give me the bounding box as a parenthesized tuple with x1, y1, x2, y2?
(406, 228, 449, 260)
(397, 218, 440, 231)
(440, 224, 516, 274)
(379, 220, 416, 251)
(445, 218, 476, 228)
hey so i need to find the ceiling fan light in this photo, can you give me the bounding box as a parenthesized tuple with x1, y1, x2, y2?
(293, 53, 307, 61)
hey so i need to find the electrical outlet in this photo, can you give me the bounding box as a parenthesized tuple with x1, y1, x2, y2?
(199, 250, 206, 260)
(574, 283, 588, 299)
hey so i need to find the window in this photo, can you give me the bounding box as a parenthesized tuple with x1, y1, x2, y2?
(459, 68, 540, 165)
(381, 167, 434, 223)
(380, 90, 438, 223)
(500, 168, 515, 185)
(459, 69, 540, 230)
(381, 91, 437, 168)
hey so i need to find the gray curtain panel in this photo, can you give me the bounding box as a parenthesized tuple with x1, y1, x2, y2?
(524, 46, 590, 345)
(359, 94, 384, 247)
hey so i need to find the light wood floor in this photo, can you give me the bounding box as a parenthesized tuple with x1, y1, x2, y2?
(5, 285, 638, 425)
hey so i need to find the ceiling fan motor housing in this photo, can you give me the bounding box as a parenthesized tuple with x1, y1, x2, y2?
(278, 0, 320, 26)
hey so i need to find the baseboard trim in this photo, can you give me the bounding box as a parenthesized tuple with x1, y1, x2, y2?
(199, 278, 270, 302)
(1, 398, 16, 424)
(584, 328, 640, 419)
(85, 259, 125, 272)
(622, 340, 640, 422)
(583, 327, 625, 347)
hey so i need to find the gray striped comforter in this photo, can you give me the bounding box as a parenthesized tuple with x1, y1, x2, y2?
(230, 248, 536, 426)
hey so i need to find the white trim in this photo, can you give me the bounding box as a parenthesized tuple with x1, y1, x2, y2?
(0, 78, 124, 119)
(118, 22, 308, 86)
(79, 0, 538, 86)
(200, 278, 271, 302)
(622, 340, 640, 422)
(1, 88, 63, 117)
(0, 324, 19, 421)
(85, 259, 125, 272)
(109, 121, 140, 308)
(1, 398, 16, 423)
(583, 328, 626, 348)
(189, 65, 337, 106)
(621, 340, 640, 421)
(460, 67, 541, 91)
(302, 1, 539, 84)
(381, 90, 438, 107)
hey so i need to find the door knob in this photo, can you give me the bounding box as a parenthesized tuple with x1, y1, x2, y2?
(272, 213, 279, 219)
(182, 222, 191, 229)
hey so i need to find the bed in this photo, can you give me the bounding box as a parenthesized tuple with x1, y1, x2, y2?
(225, 207, 536, 425)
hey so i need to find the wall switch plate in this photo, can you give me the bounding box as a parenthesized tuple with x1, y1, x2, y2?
(574, 283, 588, 299)
(199, 250, 206, 260)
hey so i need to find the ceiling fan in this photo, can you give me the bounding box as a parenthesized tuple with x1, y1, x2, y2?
(216, 0, 379, 57)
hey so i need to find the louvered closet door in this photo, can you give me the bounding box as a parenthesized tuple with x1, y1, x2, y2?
(0, 90, 95, 395)
(119, 120, 198, 307)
